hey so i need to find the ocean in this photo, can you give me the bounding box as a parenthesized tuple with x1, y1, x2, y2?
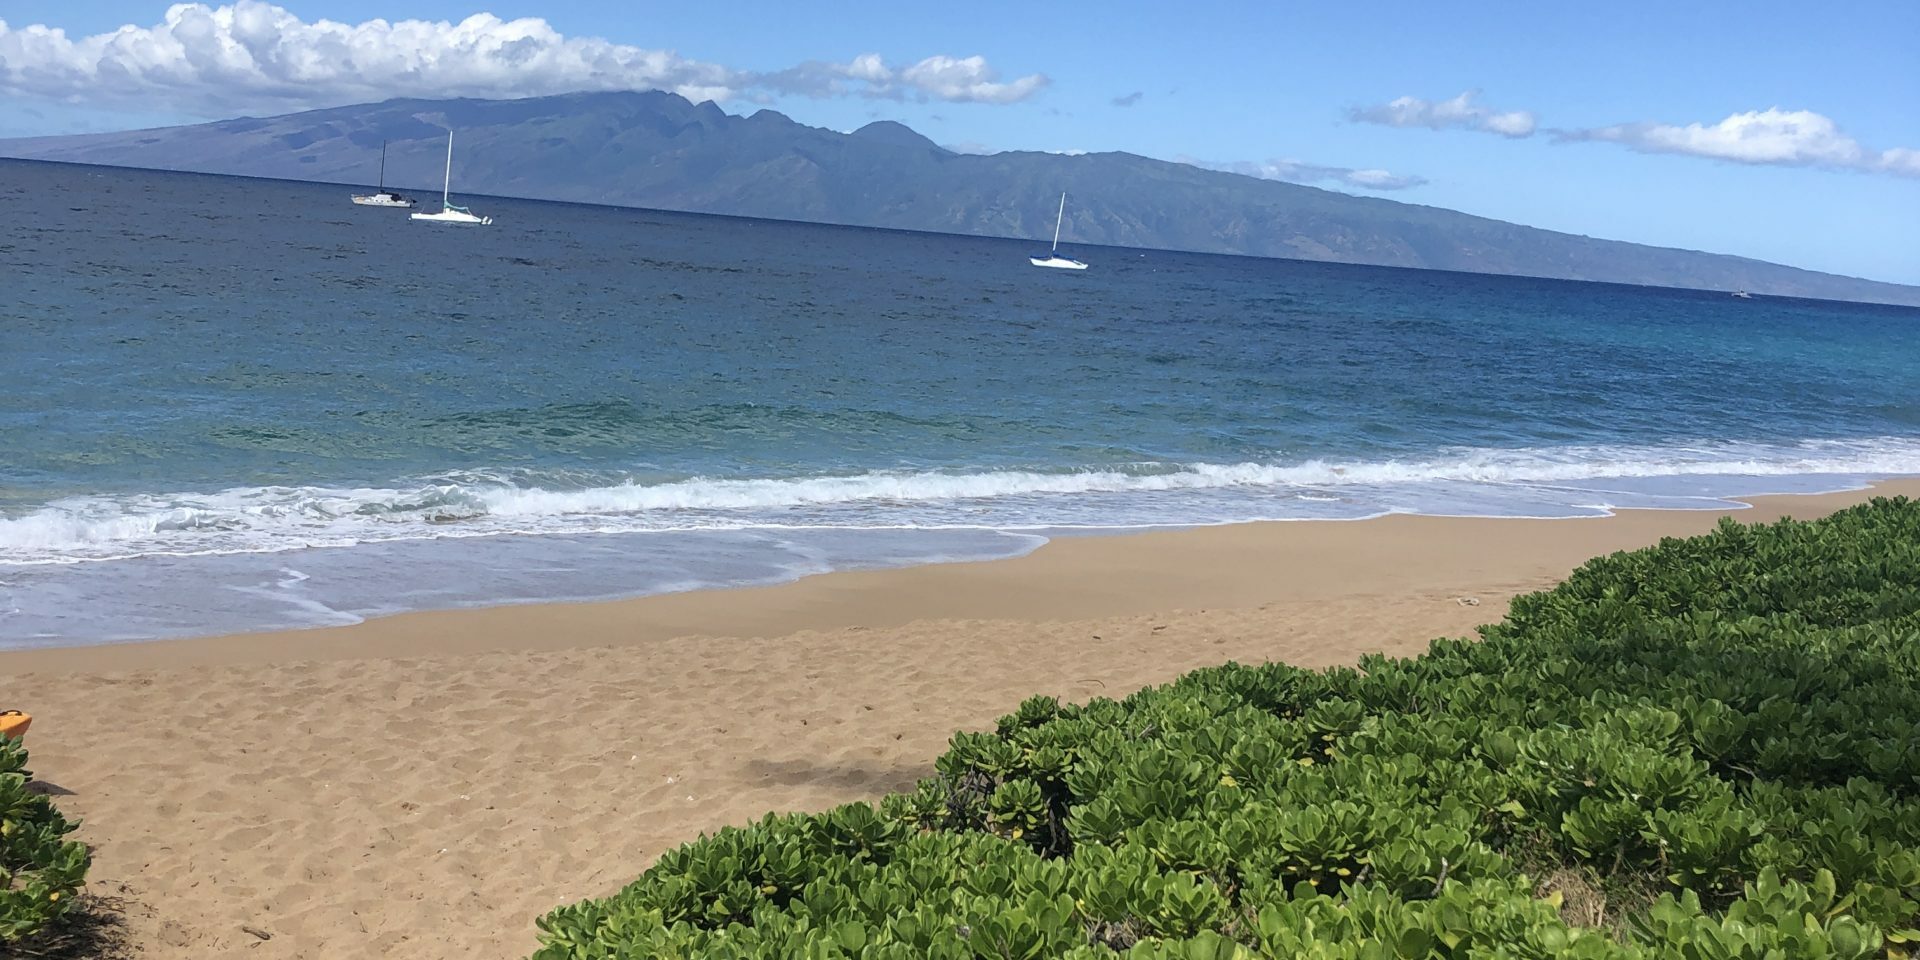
(3, 159, 1918, 648)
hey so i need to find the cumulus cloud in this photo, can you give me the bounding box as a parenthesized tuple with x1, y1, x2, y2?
(1352, 89, 1916, 180)
(1349, 90, 1536, 138)
(1882, 147, 1920, 177)
(759, 52, 1046, 104)
(1558, 108, 1919, 178)
(0, 2, 1049, 116)
(898, 55, 1047, 104)
(1111, 91, 1143, 107)
(1185, 156, 1428, 192)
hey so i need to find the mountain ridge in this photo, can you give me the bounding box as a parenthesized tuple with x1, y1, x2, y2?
(3, 90, 1914, 306)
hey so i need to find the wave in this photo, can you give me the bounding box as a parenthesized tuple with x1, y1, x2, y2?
(5, 436, 1920, 564)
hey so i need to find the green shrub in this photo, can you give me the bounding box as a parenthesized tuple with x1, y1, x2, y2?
(1, 737, 89, 945)
(532, 497, 1920, 959)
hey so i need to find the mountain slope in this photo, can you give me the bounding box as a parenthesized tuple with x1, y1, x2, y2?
(3, 91, 1914, 305)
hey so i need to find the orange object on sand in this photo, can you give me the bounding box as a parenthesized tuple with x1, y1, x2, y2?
(0, 710, 29, 742)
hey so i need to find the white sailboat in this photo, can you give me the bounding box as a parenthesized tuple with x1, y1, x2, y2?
(410, 131, 492, 225)
(350, 141, 414, 207)
(1029, 192, 1088, 270)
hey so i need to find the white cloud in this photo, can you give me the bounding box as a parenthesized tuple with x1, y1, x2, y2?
(1559, 108, 1919, 177)
(0, 2, 1048, 116)
(1185, 156, 1427, 192)
(761, 53, 1047, 104)
(1352, 89, 1917, 180)
(1882, 147, 1920, 177)
(1349, 91, 1536, 138)
(897, 55, 1046, 104)
(843, 53, 892, 85)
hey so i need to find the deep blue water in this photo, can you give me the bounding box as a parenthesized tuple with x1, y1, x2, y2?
(4, 159, 1918, 647)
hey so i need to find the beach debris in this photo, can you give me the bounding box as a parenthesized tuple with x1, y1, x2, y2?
(1456, 596, 1481, 606)
(241, 925, 273, 941)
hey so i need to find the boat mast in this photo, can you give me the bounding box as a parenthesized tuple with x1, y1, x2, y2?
(1052, 192, 1066, 252)
(441, 132, 453, 208)
(377, 140, 387, 192)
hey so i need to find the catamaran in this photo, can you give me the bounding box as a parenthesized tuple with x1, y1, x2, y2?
(1029, 192, 1088, 270)
(410, 131, 492, 226)
(350, 141, 414, 208)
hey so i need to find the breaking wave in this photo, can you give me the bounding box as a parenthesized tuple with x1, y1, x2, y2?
(5, 436, 1919, 565)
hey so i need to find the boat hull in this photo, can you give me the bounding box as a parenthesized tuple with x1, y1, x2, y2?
(352, 194, 414, 208)
(1029, 256, 1088, 270)
(411, 209, 492, 225)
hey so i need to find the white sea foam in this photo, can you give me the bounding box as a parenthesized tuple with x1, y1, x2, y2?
(4, 436, 1918, 566)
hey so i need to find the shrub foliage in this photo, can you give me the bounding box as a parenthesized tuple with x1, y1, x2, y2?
(533, 497, 1920, 959)
(1, 737, 89, 944)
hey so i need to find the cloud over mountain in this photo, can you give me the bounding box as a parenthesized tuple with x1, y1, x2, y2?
(760, 53, 1047, 104)
(1186, 156, 1428, 191)
(0, 2, 1048, 115)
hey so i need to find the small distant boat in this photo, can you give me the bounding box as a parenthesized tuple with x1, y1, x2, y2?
(1029, 192, 1088, 270)
(410, 131, 492, 226)
(350, 140, 414, 208)
(1732, 290, 1753, 299)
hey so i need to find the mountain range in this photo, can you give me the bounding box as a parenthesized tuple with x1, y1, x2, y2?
(3, 90, 1914, 306)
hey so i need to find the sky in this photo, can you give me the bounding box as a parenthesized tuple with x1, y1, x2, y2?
(2, 1, 1916, 284)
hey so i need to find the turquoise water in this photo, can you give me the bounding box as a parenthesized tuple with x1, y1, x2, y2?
(3, 159, 1918, 646)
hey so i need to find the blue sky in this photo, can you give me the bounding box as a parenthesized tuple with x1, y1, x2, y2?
(3, 1, 1916, 283)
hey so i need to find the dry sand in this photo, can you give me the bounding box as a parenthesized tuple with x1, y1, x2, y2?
(4, 481, 1914, 958)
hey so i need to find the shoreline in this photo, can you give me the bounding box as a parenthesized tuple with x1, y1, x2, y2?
(8, 479, 1916, 959)
(7, 461, 1916, 646)
(8, 480, 1914, 676)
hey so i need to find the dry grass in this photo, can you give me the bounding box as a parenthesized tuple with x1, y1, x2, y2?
(1534, 865, 1668, 942)
(1538, 867, 1613, 928)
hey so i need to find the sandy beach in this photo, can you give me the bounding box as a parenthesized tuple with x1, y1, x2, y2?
(4, 481, 1915, 959)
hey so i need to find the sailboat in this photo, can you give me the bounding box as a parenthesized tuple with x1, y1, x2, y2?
(350, 141, 414, 207)
(1029, 192, 1088, 270)
(410, 131, 492, 225)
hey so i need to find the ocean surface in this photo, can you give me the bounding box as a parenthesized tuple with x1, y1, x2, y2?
(4, 159, 1919, 648)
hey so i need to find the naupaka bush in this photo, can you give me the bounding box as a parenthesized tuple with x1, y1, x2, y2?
(0, 737, 89, 945)
(534, 497, 1920, 959)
